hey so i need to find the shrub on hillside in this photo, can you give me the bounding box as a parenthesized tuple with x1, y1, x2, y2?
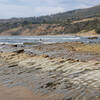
(95, 27, 100, 34)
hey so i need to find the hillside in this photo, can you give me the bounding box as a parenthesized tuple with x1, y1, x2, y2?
(0, 5, 100, 35)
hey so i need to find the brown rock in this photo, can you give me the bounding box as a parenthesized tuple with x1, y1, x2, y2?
(41, 54, 49, 58)
(15, 49, 24, 53)
(88, 37, 98, 39)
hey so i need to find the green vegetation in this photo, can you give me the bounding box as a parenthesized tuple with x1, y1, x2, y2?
(95, 27, 100, 34)
(0, 5, 100, 35)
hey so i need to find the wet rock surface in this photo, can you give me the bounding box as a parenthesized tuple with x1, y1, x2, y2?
(0, 43, 100, 100)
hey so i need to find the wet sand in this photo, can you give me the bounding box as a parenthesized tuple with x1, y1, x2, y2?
(0, 85, 63, 100)
(0, 42, 100, 100)
(0, 85, 39, 100)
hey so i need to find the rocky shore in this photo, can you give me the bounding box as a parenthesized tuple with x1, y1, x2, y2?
(0, 42, 100, 100)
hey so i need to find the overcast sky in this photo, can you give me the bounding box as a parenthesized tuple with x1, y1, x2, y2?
(0, 0, 100, 19)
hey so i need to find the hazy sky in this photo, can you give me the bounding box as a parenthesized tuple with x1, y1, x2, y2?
(0, 0, 100, 19)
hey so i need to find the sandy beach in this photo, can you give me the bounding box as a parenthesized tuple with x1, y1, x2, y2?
(0, 42, 100, 100)
(0, 85, 41, 100)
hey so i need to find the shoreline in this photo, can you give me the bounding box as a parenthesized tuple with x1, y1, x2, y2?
(0, 42, 100, 100)
(0, 35, 100, 46)
(0, 32, 100, 37)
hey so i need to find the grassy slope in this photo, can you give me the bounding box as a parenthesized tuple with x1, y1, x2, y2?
(0, 5, 100, 35)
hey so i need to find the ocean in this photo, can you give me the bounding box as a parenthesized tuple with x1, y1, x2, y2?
(0, 36, 100, 45)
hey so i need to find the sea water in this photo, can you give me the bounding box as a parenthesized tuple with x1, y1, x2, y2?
(0, 36, 100, 45)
